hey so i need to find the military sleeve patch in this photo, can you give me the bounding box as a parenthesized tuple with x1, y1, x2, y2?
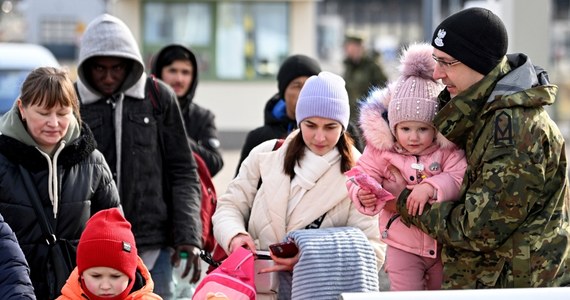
(494, 111, 513, 147)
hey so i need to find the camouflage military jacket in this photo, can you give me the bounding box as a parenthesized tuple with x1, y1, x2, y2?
(397, 54, 570, 288)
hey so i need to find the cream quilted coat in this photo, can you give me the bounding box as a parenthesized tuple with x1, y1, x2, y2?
(213, 131, 385, 298)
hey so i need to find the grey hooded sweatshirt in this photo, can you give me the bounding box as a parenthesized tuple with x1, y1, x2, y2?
(75, 14, 203, 251)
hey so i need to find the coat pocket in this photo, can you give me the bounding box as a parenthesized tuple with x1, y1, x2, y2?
(127, 112, 158, 150)
(476, 257, 506, 288)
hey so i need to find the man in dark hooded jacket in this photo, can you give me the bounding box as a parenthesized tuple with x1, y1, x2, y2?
(75, 14, 203, 300)
(151, 44, 224, 176)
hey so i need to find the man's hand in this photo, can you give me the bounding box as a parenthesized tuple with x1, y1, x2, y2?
(383, 199, 397, 212)
(172, 245, 202, 283)
(407, 183, 433, 216)
(382, 165, 407, 198)
(381, 165, 407, 212)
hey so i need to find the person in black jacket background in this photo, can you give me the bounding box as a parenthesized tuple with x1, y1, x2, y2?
(75, 14, 203, 300)
(235, 54, 321, 176)
(235, 54, 364, 176)
(0, 66, 121, 299)
(0, 213, 36, 299)
(151, 44, 224, 176)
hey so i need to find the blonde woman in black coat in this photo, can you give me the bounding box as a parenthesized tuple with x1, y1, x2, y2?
(0, 67, 120, 299)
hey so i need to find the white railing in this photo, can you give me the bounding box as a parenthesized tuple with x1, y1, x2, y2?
(339, 287, 570, 300)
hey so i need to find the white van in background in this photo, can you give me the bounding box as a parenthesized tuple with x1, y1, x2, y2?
(0, 43, 60, 114)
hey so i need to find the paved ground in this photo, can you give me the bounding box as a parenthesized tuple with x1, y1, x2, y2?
(211, 148, 240, 195)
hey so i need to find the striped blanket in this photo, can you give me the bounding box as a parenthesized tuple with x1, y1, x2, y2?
(278, 226, 379, 299)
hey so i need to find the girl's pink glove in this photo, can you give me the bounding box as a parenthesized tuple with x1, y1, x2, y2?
(345, 169, 395, 215)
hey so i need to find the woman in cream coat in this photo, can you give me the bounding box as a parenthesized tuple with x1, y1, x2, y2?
(213, 72, 384, 299)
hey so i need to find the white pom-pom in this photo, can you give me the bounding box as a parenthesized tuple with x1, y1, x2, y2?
(398, 43, 436, 80)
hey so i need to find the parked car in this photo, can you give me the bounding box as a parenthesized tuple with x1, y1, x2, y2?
(0, 43, 60, 114)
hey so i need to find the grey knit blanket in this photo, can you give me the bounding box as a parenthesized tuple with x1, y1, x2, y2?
(278, 226, 379, 299)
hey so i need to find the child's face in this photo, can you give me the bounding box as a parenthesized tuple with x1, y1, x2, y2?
(395, 121, 436, 155)
(82, 267, 130, 298)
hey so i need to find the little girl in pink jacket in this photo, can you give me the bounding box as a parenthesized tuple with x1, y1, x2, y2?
(346, 43, 467, 291)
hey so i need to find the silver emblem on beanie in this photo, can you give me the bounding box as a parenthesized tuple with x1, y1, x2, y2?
(434, 29, 446, 47)
(122, 241, 132, 253)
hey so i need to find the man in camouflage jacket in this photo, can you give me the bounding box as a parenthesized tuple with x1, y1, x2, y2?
(388, 8, 570, 288)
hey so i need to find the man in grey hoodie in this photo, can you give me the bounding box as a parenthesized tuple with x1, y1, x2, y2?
(75, 14, 203, 299)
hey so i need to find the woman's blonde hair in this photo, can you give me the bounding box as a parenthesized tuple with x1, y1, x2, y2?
(283, 130, 355, 178)
(19, 66, 81, 124)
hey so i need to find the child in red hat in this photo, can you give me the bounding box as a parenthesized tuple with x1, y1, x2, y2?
(58, 208, 161, 300)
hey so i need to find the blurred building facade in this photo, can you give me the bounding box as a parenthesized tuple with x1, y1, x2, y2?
(1, 0, 567, 148)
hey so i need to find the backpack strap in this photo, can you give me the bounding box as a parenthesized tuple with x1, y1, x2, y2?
(146, 75, 161, 113)
(256, 138, 285, 189)
(273, 138, 284, 150)
(305, 213, 327, 229)
(18, 165, 57, 245)
(146, 76, 168, 188)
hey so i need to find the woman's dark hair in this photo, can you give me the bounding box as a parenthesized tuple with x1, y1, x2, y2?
(19, 66, 81, 124)
(283, 130, 355, 177)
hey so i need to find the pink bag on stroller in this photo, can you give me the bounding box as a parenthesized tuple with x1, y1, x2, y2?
(192, 247, 256, 300)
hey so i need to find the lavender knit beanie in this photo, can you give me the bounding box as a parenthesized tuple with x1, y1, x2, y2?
(295, 71, 350, 129)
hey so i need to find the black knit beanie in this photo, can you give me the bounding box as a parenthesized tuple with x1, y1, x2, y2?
(431, 7, 508, 75)
(277, 55, 321, 99)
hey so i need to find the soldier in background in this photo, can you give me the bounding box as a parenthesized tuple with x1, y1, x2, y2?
(342, 34, 388, 125)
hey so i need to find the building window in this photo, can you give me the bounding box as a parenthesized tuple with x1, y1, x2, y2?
(40, 19, 76, 44)
(39, 18, 78, 59)
(142, 1, 289, 81)
(144, 2, 212, 46)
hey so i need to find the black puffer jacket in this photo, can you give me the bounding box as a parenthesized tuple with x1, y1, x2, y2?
(151, 44, 224, 176)
(0, 213, 35, 299)
(0, 121, 120, 299)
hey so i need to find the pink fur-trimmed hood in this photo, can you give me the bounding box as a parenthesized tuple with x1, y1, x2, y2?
(358, 86, 396, 151)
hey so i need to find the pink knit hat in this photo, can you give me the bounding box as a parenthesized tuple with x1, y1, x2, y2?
(388, 43, 443, 135)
